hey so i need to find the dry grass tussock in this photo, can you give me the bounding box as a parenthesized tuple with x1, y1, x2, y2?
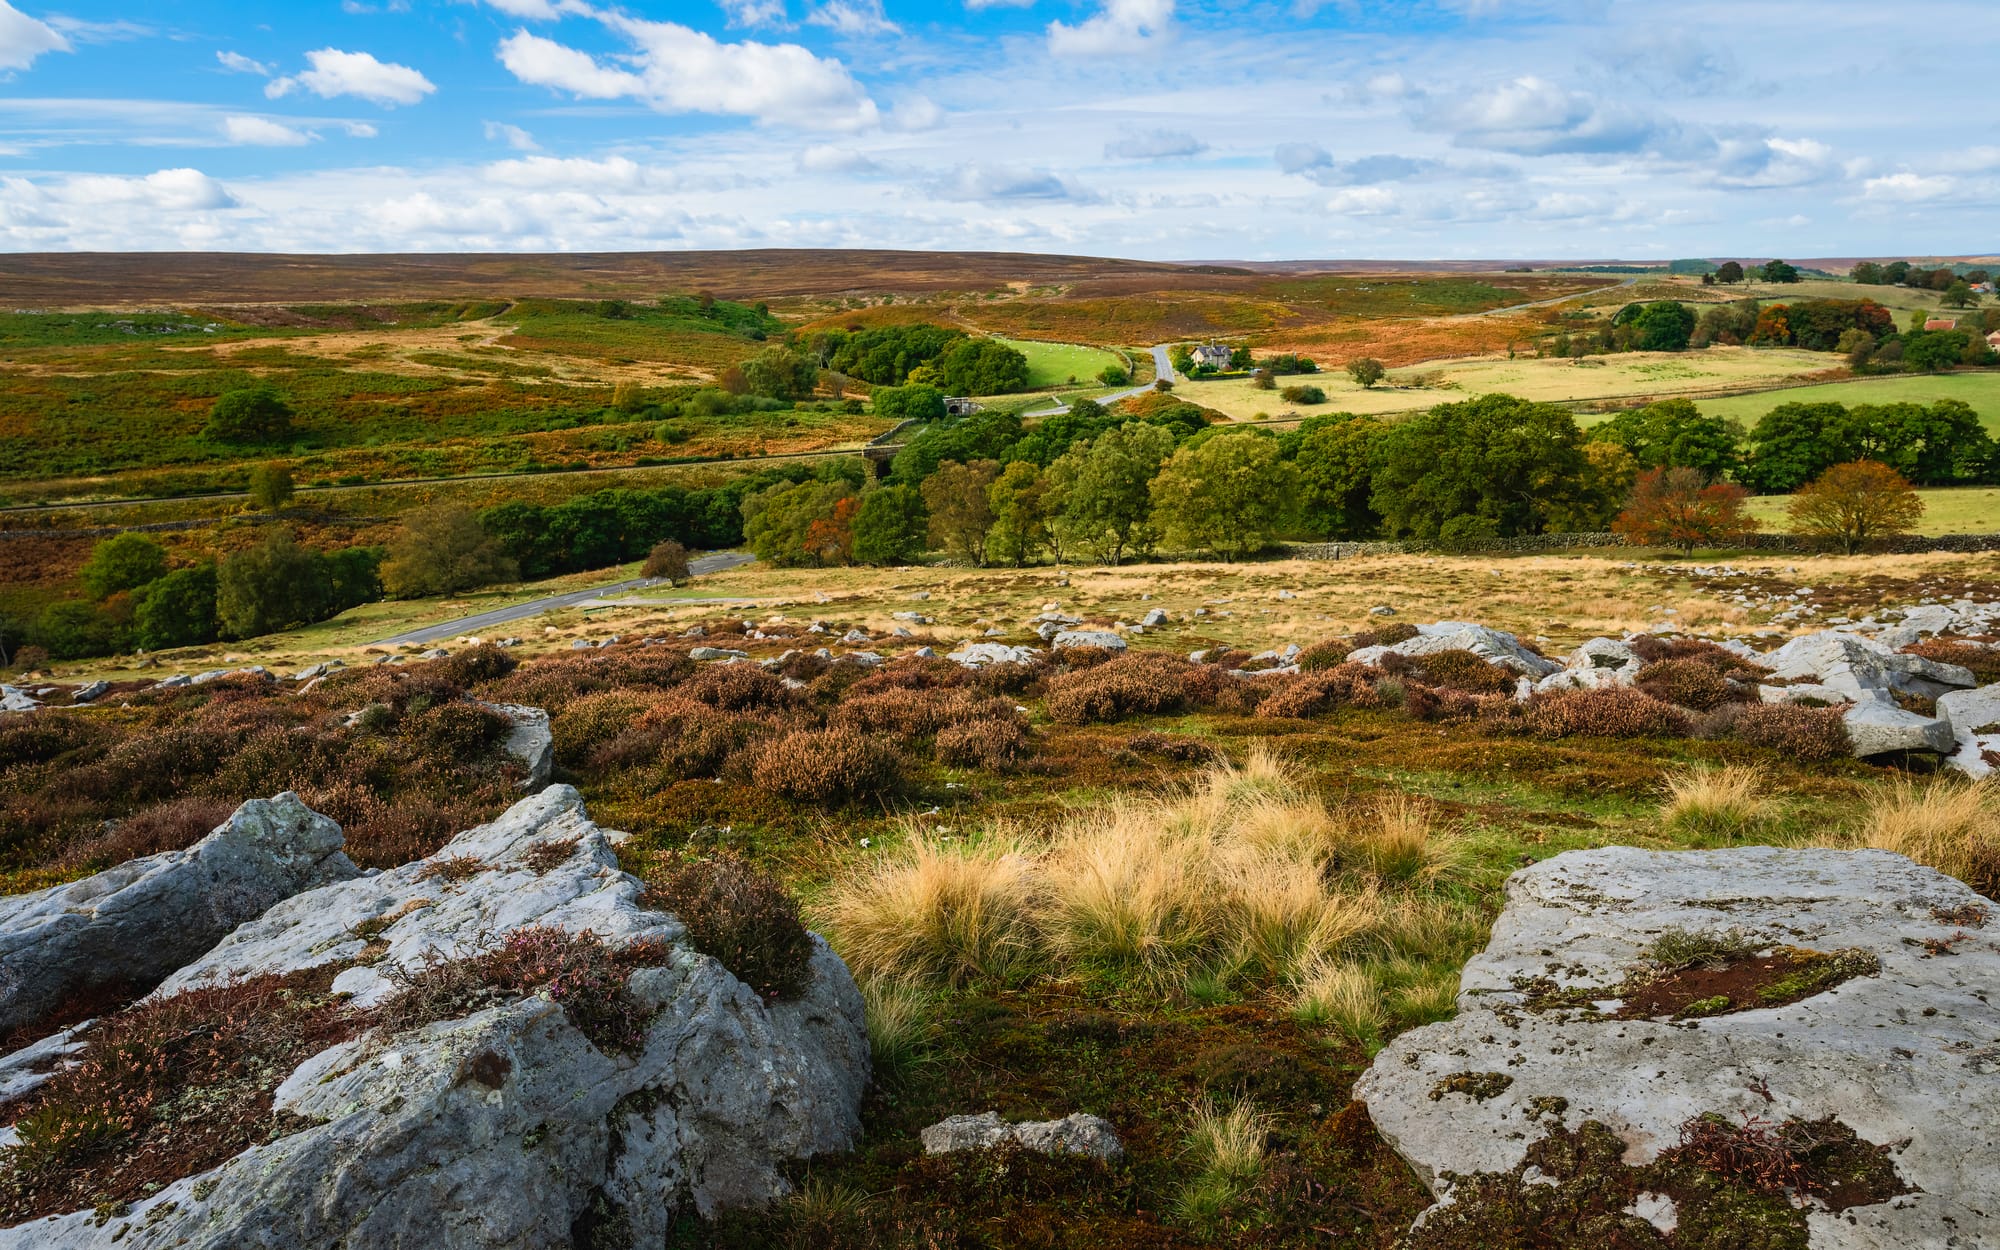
(1851, 779, 2000, 897)
(819, 747, 1467, 994)
(1660, 764, 1770, 839)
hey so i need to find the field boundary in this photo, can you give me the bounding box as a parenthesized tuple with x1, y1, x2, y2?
(1284, 531, 2000, 559)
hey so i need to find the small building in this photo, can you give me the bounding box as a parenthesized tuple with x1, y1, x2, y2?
(1189, 344, 1233, 372)
(1988, 330, 2000, 348)
(1924, 318, 1958, 332)
(944, 397, 982, 417)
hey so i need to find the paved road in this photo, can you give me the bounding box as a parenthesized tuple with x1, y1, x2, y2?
(1022, 343, 1179, 417)
(367, 550, 756, 647)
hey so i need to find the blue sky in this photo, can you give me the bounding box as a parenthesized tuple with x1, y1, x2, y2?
(0, 0, 1994, 258)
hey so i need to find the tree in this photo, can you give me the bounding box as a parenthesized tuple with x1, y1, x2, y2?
(1149, 432, 1298, 561)
(1293, 415, 1384, 539)
(1097, 364, 1129, 386)
(1229, 346, 1253, 370)
(1345, 357, 1386, 388)
(1904, 329, 1969, 373)
(1368, 394, 1594, 540)
(1590, 398, 1741, 481)
(134, 565, 219, 650)
(888, 409, 1020, 482)
(851, 485, 929, 566)
(741, 480, 854, 567)
(921, 460, 1001, 566)
(1046, 422, 1176, 565)
(1849, 262, 1885, 285)
(1787, 461, 1923, 554)
(1715, 261, 1745, 285)
(217, 530, 325, 639)
(380, 506, 518, 598)
(1741, 402, 1847, 494)
(1837, 328, 1876, 368)
(1169, 346, 1196, 376)
(1613, 467, 1759, 554)
(1758, 259, 1801, 284)
(1633, 301, 1696, 352)
(1280, 384, 1327, 404)
(80, 533, 168, 600)
(740, 345, 820, 400)
(205, 388, 294, 443)
(873, 384, 948, 422)
(985, 461, 1050, 566)
(804, 496, 858, 566)
(1550, 441, 1640, 532)
(642, 540, 692, 584)
(1942, 281, 1978, 309)
(929, 339, 1031, 395)
(247, 462, 295, 511)
(1251, 368, 1276, 390)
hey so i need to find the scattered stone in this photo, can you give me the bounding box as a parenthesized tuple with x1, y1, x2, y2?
(1052, 630, 1128, 653)
(69, 680, 109, 704)
(1350, 622, 1560, 678)
(418, 648, 450, 660)
(1357, 845, 2000, 1249)
(946, 642, 1041, 668)
(480, 702, 554, 788)
(690, 647, 751, 662)
(1842, 699, 1955, 758)
(839, 629, 871, 645)
(0, 793, 359, 1039)
(920, 1111, 1124, 1163)
(1535, 637, 1642, 693)
(1940, 683, 2000, 778)
(683, 625, 707, 638)
(1141, 608, 1168, 627)
(1762, 632, 1974, 703)
(1369, 605, 1397, 616)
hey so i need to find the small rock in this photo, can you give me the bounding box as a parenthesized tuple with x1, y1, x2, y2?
(69, 681, 110, 705)
(689, 647, 751, 662)
(1142, 608, 1168, 627)
(1052, 630, 1128, 653)
(1369, 605, 1397, 616)
(921, 1111, 1123, 1162)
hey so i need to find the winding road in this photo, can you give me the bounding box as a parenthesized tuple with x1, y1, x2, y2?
(368, 550, 756, 647)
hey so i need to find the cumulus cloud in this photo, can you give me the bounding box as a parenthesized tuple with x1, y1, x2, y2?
(1048, 0, 1173, 57)
(808, 1, 898, 35)
(62, 168, 237, 211)
(1275, 143, 1427, 185)
(934, 163, 1092, 201)
(1416, 76, 1665, 156)
(1323, 185, 1397, 215)
(222, 115, 315, 146)
(484, 154, 649, 189)
(720, 0, 790, 27)
(1708, 135, 1839, 189)
(0, 1, 68, 71)
(1864, 172, 1955, 202)
(268, 49, 437, 107)
(501, 15, 880, 130)
(484, 120, 540, 151)
(1105, 128, 1204, 160)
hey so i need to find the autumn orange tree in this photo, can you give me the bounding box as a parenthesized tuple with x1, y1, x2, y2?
(1612, 466, 1760, 554)
(1787, 460, 1924, 554)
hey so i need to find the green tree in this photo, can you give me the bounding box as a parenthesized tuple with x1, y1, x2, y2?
(1148, 432, 1298, 560)
(1549, 440, 1640, 531)
(1849, 262, 1885, 285)
(851, 485, 930, 566)
(889, 409, 1021, 482)
(1942, 282, 1978, 309)
(1741, 402, 1849, 494)
(1590, 398, 1741, 481)
(1904, 329, 1969, 373)
(1169, 346, 1195, 376)
(33, 601, 116, 660)
(1715, 261, 1745, 285)
(217, 530, 325, 639)
(1046, 422, 1177, 565)
(1835, 400, 1992, 486)
(1368, 394, 1594, 540)
(1292, 415, 1384, 539)
(205, 388, 294, 443)
(1633, 301, 1696, 352)
(134, 565, 219, 650)
(1097, 364, 1129, 386)
(921, 460, 1001, 566)
(741, 479, 853, 567)
(740, 345, 820, 400)
(247, 462, 295, 511)
(1345, 357, 1386, 388)
(1787, 461, 1923, 554)
(872, 384, 947, 422)
(379, 506, 518, 598)
(928, 339, 1031, 395)
(1758, 260, 1801, 284)
(80, 533, 168, 600)
(986, 460, 1051, 566)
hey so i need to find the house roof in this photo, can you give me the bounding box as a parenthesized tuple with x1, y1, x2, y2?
(1924, 318, 1958, 331)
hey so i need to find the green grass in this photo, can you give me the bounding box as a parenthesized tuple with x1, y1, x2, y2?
(1745, 485, 2000, 536)
(1700, 371, 2000, 434)
(991, 338, 1127, 390)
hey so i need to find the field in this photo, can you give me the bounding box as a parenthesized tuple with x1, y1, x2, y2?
(1177, 347, 1838, 424)
(1745, 485, 2000, 536)
(994, 337, 1128, 389)
(1700, 371, 2000, 433)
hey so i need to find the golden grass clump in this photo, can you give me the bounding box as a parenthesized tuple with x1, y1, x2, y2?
(1855, 779, 2000, 897)
(1287, 956, 1382, 1043)
(1660, 764, 1770, 839)
(1172, 1097, 1272, 1228)
(820, 832, 1040, 986)
(858, 978, 934, 1079)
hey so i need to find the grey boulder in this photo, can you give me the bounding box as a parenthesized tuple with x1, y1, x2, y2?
(1842, 698, 1955, 758)
(947, 642, 1040, 668)
(479, 701, 553, 789)
(1940, 683, 2000, 778)
(1051, 630, 1127, 653)
(921, 1111, 1124, 1162)
(1349, 622, 1559, 678)
(1762, 632, 1974, 703)
(0, 793, 358, 1039)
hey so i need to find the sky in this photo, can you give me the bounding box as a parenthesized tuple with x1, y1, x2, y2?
(0, 0, 1994, 260)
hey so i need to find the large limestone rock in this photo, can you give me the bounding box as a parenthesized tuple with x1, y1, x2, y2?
(1052, 629, 1127, 653)
(479, 701, 553, 789)
(21, 786, 869, 1250)
(1939, 683, 2000, 779)
(1841, 698, 1955, 757)
(1349, 622, 1560, 679)
(0, 793, 358, 1038)
(1534, 636, 1643, 693)
(1356, 846, 2000, 1249)
(947, 641, 1041, 668)
(1761, 632, 1975, 703)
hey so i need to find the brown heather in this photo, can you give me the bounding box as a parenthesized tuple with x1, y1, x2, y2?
(1729, 702, 1850, 761)
(1634, 658, 1750, 711)
(1256, 663, 1393, 720)
(1525, 688, 1694, 740)
(936, 718, 1031, 771)
(750, 727, 905, 804)
(644, 854, 815, 1001)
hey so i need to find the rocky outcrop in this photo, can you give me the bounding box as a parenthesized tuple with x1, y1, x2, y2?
(20, 786, 870, 1250)
(1940, 683, 2000, 778)
(947, 641, 1041, 668)
(478, 701, 553, 789)
(1534, 636, 1643, 693)
(1052, 629, 1127, 652)
(1841, 699, 1955, 757)
(1349, 622, 1561, 679)
(1761, 632, 1975, 703)
(921, 1111, 1124, 1162)
(0, 793, 358, 1039)
(1356, 846, 2000, 1249)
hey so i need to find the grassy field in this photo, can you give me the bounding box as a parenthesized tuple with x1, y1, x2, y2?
(994, 337, 1127, 389)
(1746, 485, 2000, 536)
(1701, 371, 2000, 432)
(1178, 347, 1837, 423)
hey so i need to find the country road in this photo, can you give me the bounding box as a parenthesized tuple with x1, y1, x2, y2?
(368, 550, 756, 647)
(1023, 343, 1177, 417)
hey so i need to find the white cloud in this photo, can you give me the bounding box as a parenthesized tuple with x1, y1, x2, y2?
(1864, 172, 1954, 202)
(0, 1, 68, 71)
(484, 120, 540, 151)
(1276, 144, 1428, 185)
(216, 50, 271, 76)
(720, 0, 790, 27)
(1324, 186, 1397, 215)
(808, 1, 898, 35)
(501, 15, 880, 130)
(223, 115, 315, 146)
(935, 163, 1091, 201)
(1417, 76, 1666, 156)
(485, 154, 648, 189)
(343, 121, 379, 138)
(1105, 128, 1204, 160)
(268, 49, 437, 108)
(61, 168, 237, 211)
(1048, 0, 1173, 57)
(1708, 135, 1838, 190)
(797, 143, 881, 174)
(480, 0, 574, 18)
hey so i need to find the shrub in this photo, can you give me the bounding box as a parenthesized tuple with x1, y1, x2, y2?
(678, 662, 796, 712)
(1044, 652, 1211, 724)
(1628, 634, 1770, 680)
(965, 659, 1043, 697)
(834, 689, 1012, 739)
(1416, 649, 1514, 694)
(61, 796, 239, 868)
(1636, 658, 1749, 710)
(1350, 623, 1419, 650)
(480, 646, 693, 712)
(1526, 688, 1693, 739)
(631, 699, 764, 779)
(551, 692, 653, 769)
(751, 728, 905, 803)
(381, 927, 668, 1055)
(404, 701, 509, 760)
(844, 656, 968, 696)
(1124, 732, 1221, 763)
(435, 643, 518, 686)
(643, 854, 814, 1000)
(936, 718, 1030, 770)
(0, 713, 104, 770)
(1255, 663, 1389, 719)
(1731, 702, 1849, 761)
(1294, 639, 1354, 672)
(1402, 683, 1480, 723)
(642, 539, 692, 584)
